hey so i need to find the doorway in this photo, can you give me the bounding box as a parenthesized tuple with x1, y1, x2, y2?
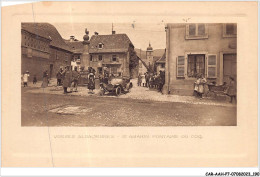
(223, 54, 237, 83)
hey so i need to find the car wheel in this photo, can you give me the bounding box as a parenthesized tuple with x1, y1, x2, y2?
(115, 86, 121, 96)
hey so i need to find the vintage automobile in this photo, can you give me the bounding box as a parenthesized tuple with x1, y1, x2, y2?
(99, 76, 133, 96)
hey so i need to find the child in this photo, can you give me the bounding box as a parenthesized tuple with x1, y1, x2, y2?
(194, 74, 207, 98)
(33, 75, 37, 84)
(23, 71, 30, 87)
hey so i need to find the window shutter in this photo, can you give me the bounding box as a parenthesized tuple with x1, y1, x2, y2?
(207, 55, 217, 78)
(185, 25, 189, 39)
(177, 56, 185, 77)
(116, 56, 119, 62)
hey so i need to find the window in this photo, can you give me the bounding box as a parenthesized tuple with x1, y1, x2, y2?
(187, 54, 205, 77)
(111, 67, 117, 74)
(186, 24, 208, 39)
(90, 55, 93, 61)
(98, 55, 103, 61)
(223, 23, 237, 37)
(207, 55, 217, 78)
(112, 55, 118, 62)
(177, 56, 185, 77)
(161, 63, 165, 68)
(98, 43, 103, 49)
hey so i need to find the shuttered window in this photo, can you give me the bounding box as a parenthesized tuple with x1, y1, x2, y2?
(207, 55, 217, 78)
(112, 55, 118, 62)
(177, 56, 185, 77)
(186, 24, 208, 39)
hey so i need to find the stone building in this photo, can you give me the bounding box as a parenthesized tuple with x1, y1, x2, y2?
(137, 43, 160, 74)
(21, 23, 72, 81)
(164, 23, 237, 95)
(155, 50, 166, 74)
(64, 36, 84, 70)
(88, 31, 137, 77)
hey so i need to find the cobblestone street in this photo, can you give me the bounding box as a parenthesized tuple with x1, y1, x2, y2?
(21, 79, 236, 126)
(25, 78, 235, 107)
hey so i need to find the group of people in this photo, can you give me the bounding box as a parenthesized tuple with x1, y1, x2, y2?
(55, 66, 80, 94)
(57, 66, 97, 94)
(193, 73, 237, 103)
(138, 71, 165, 92)
(22, 71, 37, 87)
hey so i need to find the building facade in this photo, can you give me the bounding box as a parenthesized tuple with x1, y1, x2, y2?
(21, 23, 72, 81)
(164, 23, 237, 95)
(88, 33, 137, 77)
(137, 43, 158, 75)
(64, 36, 84, 70)
(155, 51, 166, 74)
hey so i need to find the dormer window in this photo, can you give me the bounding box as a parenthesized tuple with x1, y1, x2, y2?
(98, 43, 103, 49)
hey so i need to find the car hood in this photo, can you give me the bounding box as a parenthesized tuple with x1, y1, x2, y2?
(110, 78, 123, 85)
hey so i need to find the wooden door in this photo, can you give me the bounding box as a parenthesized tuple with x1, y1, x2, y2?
(223, 54, 237, 83)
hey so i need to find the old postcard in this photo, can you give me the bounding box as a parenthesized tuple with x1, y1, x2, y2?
(1, 1, 258, 167)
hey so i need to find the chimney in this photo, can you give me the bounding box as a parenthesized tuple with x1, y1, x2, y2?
(112, 31, 116, 35)
(94, 32, 99, 35)
(70, 36, 75, 42)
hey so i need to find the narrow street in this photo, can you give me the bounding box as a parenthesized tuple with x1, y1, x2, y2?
(21, 80, 236, 126)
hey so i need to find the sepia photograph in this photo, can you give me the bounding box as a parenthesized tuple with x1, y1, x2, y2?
(2, 1, 258, 170)
(21, 22, 237, 126)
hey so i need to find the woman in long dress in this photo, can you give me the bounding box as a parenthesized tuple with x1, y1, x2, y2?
(62, 66, 72, 94)
(41, 70, 48, 88)
(141, 74, 146, 87)
(88, 72, 95, 93)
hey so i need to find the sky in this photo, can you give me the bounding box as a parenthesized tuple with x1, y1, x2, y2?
(53, 23, 166, 50)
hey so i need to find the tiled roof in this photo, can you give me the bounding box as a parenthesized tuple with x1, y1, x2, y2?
(22, 23, 71, 52)
(64, 40, 84, 54)
(89, 34, 133, 53)
(153, 56, 161, 63)
(156, 51, 166, 63)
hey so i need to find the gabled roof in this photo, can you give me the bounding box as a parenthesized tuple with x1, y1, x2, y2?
(22, 23, 71, 52)
(89, 34, 133, 53)
(153, 56, 161, 63)
(156, 51, 166, 63)
(64, 40, 84, 54)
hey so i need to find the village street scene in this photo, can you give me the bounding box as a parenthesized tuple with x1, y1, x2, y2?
(21, 23, 237, 126)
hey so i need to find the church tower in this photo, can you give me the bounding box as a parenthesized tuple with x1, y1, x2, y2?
(146, 42, 153, 67)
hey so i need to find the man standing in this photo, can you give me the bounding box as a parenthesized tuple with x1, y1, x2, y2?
(137, 74, 142, 86)
(145, 72, 150, 87)
(71, 66, 80, 92)
(56, 67, 63, 86)
(62, 66, 72, 94)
